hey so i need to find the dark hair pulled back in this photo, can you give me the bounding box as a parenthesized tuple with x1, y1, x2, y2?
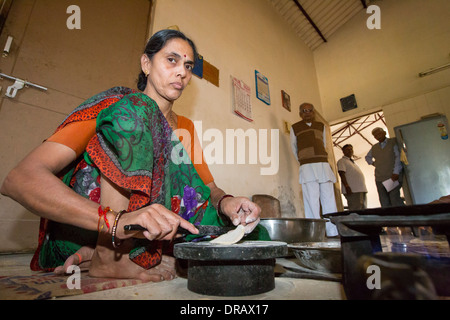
(137, 29, 198, 91)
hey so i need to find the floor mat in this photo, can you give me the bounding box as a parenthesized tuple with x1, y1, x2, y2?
(0, 272, 143, 300)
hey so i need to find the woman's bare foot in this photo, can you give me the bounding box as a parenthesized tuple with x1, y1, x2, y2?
(88, 233, 177, 282)
(54, 245, 95, 274)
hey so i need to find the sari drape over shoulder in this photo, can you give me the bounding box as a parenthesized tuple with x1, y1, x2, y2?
(31, 87, 269, 271)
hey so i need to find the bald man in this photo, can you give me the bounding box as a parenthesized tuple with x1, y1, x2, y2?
(290, 103, 338, 237)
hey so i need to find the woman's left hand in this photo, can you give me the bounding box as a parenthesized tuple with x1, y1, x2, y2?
(220, 196, 261, 234)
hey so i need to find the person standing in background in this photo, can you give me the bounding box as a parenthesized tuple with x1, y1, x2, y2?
(337, 144, 368, 210)
(290, 103, 338, 237)
(365, 127, 405, 207)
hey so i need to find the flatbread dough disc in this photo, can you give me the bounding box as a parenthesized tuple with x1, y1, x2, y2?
(210, 225, 245, 245)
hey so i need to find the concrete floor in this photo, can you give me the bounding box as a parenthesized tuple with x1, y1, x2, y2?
(0, 253, 36, 276)
(0, 253, 346, 300)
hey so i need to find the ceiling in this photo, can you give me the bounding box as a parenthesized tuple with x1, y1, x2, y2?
(268, 0, 370, 51)
(268, 1, 387, 151)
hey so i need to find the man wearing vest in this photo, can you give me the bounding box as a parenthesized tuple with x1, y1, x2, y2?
(365, 127, 405, 207)
(290, 103, 338, 237)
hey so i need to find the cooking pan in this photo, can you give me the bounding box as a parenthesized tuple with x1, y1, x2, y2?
(259, 218, 326, 243)
(288, 240, 342, 273)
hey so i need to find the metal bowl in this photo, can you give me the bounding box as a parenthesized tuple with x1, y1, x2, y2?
(288, 241, 342, 273)
(259, 218, 326, 243)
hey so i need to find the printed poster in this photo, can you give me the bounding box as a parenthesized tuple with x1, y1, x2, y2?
(255, 70, 270, 105)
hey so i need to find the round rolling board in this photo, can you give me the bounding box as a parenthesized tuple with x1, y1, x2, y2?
(174, 240, 288, 261)
(174, 241, 288, 296)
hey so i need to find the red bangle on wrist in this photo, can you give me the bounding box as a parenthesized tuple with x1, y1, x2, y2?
(98, 205, 112, 232)
(217, 194, 234, 215)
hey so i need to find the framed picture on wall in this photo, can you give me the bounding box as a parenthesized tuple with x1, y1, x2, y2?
(255, 70, 270, 105)
(192, 53, 203, 79)
(281, 90, 291, 111)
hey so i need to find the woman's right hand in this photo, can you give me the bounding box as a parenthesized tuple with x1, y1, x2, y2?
(113, 203, 199, 241)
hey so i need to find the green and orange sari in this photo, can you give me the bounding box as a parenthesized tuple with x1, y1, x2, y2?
(31, 87, 269, 271)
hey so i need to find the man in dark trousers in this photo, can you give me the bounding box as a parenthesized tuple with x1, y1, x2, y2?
(337, 144, 368, 210)
(365, 127, 405, 207)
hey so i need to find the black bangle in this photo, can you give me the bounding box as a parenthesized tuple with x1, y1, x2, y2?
(111, 210, 127, 249)
(217, 194, 234, 216)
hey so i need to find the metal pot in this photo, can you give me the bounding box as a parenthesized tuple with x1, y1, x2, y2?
(288, 241, 342, 273)
(259, 218, 326, 243)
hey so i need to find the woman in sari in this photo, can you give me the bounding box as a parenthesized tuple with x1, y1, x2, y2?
(1, 29, 268, 281)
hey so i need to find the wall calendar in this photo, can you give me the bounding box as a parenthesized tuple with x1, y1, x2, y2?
(231, 76, 253, 122)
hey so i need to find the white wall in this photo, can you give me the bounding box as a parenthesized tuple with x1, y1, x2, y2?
(151, 0, 324, 217)
(313, 0, 450, 127)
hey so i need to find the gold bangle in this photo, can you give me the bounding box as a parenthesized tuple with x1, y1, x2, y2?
(111, 210, 126, 249)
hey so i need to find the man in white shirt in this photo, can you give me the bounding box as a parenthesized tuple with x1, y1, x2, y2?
(290, 103, 338, 237)
(337, 144, 368, 210)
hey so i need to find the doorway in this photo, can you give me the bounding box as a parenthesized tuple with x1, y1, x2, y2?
(331, 111, 388, 209)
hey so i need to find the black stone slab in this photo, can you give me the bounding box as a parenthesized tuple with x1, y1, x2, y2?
(174, 241, 288, 296)
(174, 241, 288, 260)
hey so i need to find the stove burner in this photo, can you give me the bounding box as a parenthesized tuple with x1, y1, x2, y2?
(330, 203, 450, 299)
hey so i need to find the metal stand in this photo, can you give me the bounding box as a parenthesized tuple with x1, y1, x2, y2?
(330, 203, 450, 299)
